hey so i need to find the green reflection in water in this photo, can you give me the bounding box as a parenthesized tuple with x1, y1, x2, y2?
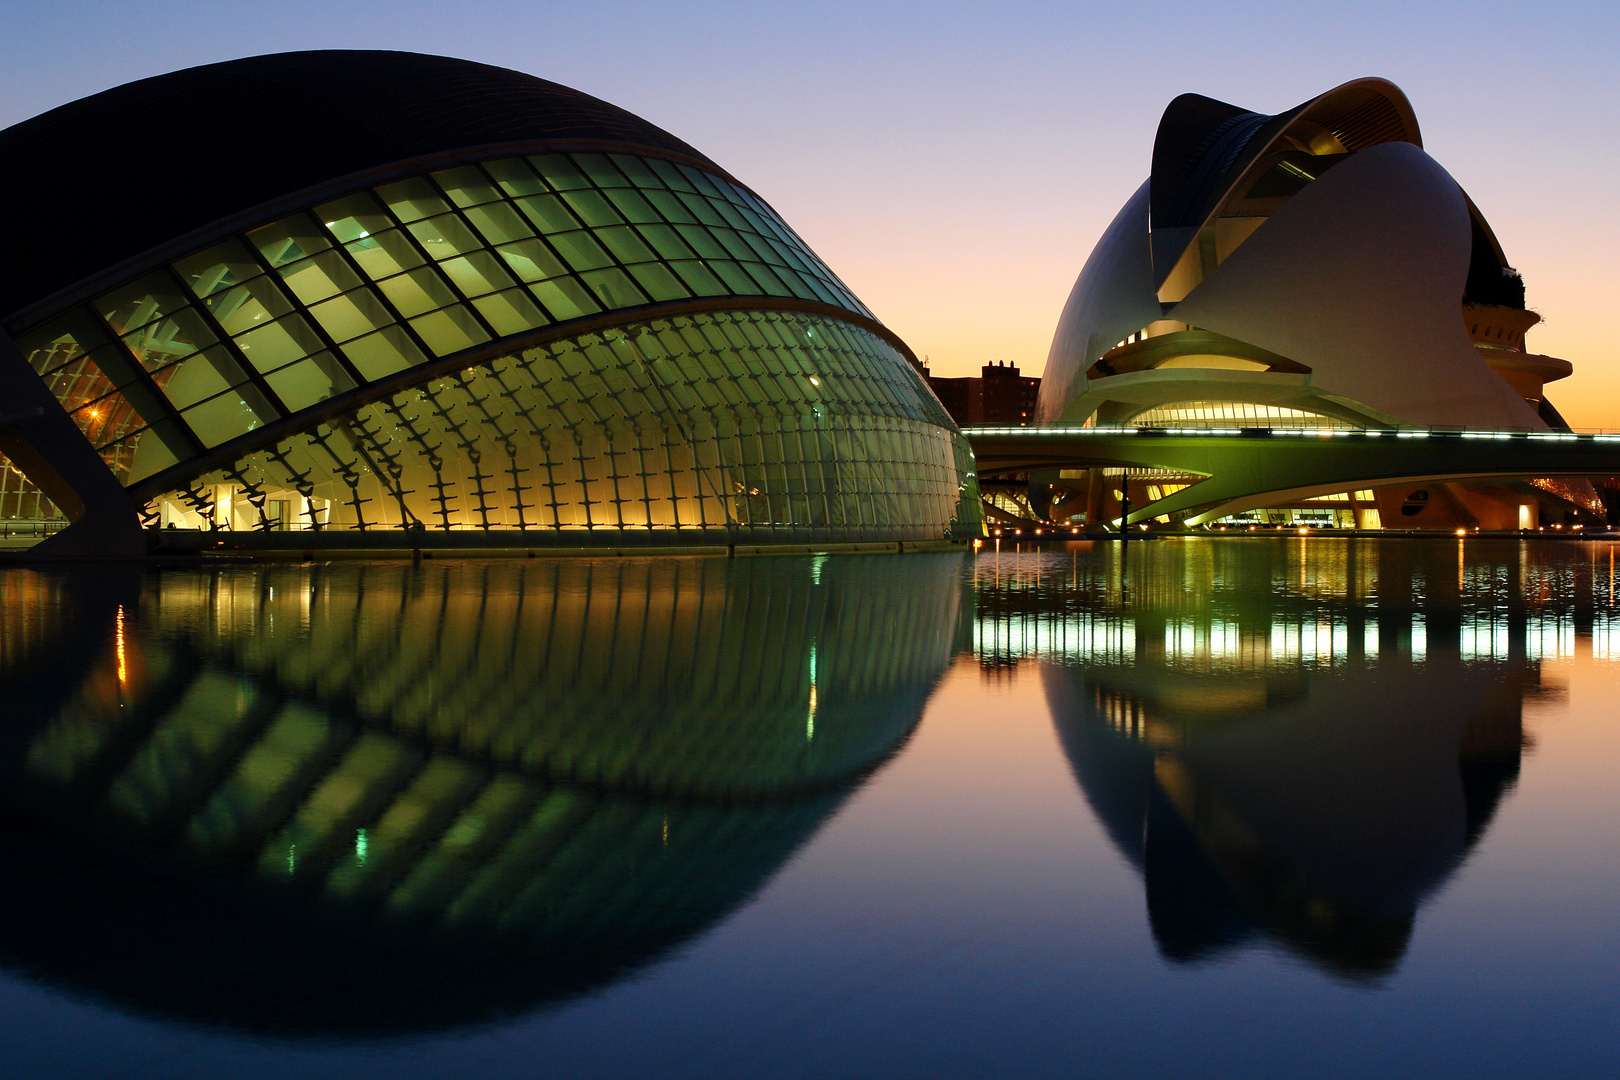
(976, 537, 1595, 982)
(0, 554, 965, 1037)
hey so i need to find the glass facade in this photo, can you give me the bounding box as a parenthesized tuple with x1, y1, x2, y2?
(1122, 401, 1352, 429)
(149, 310, 977, 539)
(8, 150, 974, 540)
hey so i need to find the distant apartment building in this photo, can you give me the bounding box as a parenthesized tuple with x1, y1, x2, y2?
(926, 361, 1041, 426)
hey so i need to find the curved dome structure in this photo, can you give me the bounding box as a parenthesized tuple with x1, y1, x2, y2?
(0, 52, 978, 555)
(0, 554, 962, 1035)
(1039, 78, 1568, 436)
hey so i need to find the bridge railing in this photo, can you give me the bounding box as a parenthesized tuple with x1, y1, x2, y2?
(963, 424, 1620, 443)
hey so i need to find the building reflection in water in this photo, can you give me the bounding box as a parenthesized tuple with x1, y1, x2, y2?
(976, 538, 1608, 981)
(0, 554, 965, 1036)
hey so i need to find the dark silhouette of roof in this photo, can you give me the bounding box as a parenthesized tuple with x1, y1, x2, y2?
(0, 50, 720, 323)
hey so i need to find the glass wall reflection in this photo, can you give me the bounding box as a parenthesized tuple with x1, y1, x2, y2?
(0, 554, 965, 1036)
(976, 538, 1600, 981)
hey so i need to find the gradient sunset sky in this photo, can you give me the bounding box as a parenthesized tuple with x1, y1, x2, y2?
(3, 1, 1615, 422)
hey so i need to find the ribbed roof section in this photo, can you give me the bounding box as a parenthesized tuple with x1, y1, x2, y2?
(0, 51, 718, 321)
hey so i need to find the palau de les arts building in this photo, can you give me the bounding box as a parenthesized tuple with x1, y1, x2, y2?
(0, 58, 1604, 555)
(1033, 77, 1604, 531)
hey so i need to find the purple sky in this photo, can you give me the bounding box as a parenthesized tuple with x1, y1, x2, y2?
(3, 1, 1615, 420)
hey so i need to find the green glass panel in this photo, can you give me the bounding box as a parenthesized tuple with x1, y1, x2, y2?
(96, 274, 190, 335)
(432, 165, 502, 208)
(708, 198, 753, 233)
(647, 158, 696, 193)
(643, 189, 698, 224)
(637, 224, 696, 261)
(234, 313, 325, 373)
(608, 155, 664, 189)
(123, 309, 216, 370)
(561, 189, 623, 228)
(669, 261, 729, 297)
(308, 288, 394, 344)
(342, 326, 425, 380)
(45, 357, 115, 410)
(571, 154, 629, 188)
(70, 390, 142, 448)
(527, 154, 590, 191)
(204, 276, 295, 336)
(495, 238, 568, 283)
(376, 266, 457, 317)
(529, 278, 601, 322)
(627, 263, 691, 303)
(442, 250, 519, 296)
(409, 305, 491, 356)
(157, 346, 246, 409)
(514, 193, 581, 233)
(674, 225, 727, 260)
(278, 249, 362, 305)
(483, 157, 546, 197)
(463, 202, 534, 246)
(346, 229, 426, 280)
(677, 192, 728, 228)
(407, 213, 483, 261)
(374, 176, 450, 223)
(125, 426, 180, 483)
(472, 288, 549, 337)
(316, 192, 392, 244)
(174, 239, 263, 299)
(707, 260, 759, 294)
(251, 215, 333, 269)
(594, 225, 656, 265)
(182, 389, 264, 447)
(580, 268, 648, 309)
(680, 166, 726, 199)
(15, 321, 91, 376)
(711, 228, 758, 262)
(264, 353, 357, 411)
(547, 231, 614, 272)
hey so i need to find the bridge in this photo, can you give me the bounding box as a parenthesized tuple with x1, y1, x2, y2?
(963, 426, 1620, 527)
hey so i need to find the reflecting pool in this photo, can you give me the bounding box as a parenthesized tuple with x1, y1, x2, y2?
(0, 539, 1616, 1077)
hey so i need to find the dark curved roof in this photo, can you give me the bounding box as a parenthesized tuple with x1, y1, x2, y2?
(1148, 78, 1421, 283)
(0, 50, 721, 324)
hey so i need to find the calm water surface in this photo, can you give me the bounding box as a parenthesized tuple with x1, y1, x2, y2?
(0, 539, 1616, 1078)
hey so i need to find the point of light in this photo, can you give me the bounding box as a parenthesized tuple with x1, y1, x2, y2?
(355, 828, 368, 864)
(1456, 528, 1468, 537)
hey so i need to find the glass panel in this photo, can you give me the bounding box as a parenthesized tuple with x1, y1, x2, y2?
(376, 266, 457, 317)
(264, 353, 357, 411)
(432, 165, 502, 208)
(442, 249, 519, 296)
(580, 268, 648, 309)
(707, 259, 760, 294)
(374, 176, 450, 223)
(528, 154, 590, 190)
(644, 189, 697, 224)
(637, 224, 696, 261)
(316, 192, 392, 244)
(560, 189, 624, 228)
(70, 390, 142, 448)
(44, 356, 115, 410)
(483, 158, 546, 197)
(308, 289, 394, 344)
(175, 239, 263, 298)
(494, 239, 568, 283)
(203, 276, 294, 335)
(529, 278, 601, 321)
(546, 231, 613, 272)
(407, 213, 484, 261)
(647, 158, 696, 192)
(181, 390, 264, 447)
(674, 224, 727, 260)
(250, 214, 333, 268)
(408, 305, 491, 356)
(514, 194, 581, 233)
(571, 154, 629, 188)
(463, 202, 534, 246)
(680, 166, 726, 199)
(595, 226, 656, 265)
(669, 260, 729, 297)
(627, 263, 691, 303)
(96, 274, 190, 335)
(234, 313, 325, 372)
(123, 309, 216, 370)
(608, 154, 664, 189)
(155, 346, 246, 410)
(743, 263, 795, 297)
(16, 321, 93, 376)
(346, 229, 426, 280)
(471, 288, 549, 337)
(126, 425, 181, 483)
(277, 249, 362, 305)
(342, 326, 426, 380)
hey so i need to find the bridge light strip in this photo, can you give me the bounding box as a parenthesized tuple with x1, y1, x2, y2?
(964, 426, 1620, 443)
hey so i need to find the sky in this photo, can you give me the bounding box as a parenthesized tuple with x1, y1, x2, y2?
(2, 1, 1616, 420)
